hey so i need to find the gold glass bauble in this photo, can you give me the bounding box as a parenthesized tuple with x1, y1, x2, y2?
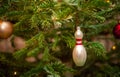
(0, 21, 13, 39)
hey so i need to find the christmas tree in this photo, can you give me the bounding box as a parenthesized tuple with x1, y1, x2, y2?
(0, 0, 120, 77)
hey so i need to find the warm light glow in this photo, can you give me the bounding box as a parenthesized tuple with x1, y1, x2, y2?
(14, 71, 17, 75)
(1, 22, 7, 30)
(105, 0, 110, 3)
(112, 45, 116, 50)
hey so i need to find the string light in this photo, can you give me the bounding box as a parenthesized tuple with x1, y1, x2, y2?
(112, 45, 116, 50)
(14, 71, 17, 75)
(105, 0, 110, 3)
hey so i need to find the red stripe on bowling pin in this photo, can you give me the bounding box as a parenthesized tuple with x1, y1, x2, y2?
(76, 39, 82, 45)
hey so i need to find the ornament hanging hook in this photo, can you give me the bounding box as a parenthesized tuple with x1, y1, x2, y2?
(75, 12, 80, 30)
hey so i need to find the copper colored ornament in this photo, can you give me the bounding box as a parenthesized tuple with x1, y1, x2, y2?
(0, 21, 13, 39)
(0, 20, 2, 23)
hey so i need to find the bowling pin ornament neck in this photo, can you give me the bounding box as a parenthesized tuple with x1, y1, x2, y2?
(75, 26, 83, 45)
(75, 26, 83, 39)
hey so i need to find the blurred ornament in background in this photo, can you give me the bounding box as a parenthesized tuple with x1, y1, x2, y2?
(0, 21, 13, 39)
(25, 56, 37, 63)
(113, 23, 120, 39)
(93, 35, 114, 52)
(73, 26, 87, 66)
(0, 37, 14, 53)
(0, 36, 26, 53)
(37, 53, 43, 60)
(13, 36, 26, 50)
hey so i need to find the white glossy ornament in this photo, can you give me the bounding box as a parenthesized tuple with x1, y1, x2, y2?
(73, 45, 87, 66)
(73, 26, 87, 66)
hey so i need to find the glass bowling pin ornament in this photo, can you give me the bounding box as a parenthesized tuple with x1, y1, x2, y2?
(73, 26, 87, 66)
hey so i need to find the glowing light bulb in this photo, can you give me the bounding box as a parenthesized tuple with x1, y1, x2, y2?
(112, 45, 116, 50)
(105, 0, 110, 3)
(14, 71, 17, 75)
